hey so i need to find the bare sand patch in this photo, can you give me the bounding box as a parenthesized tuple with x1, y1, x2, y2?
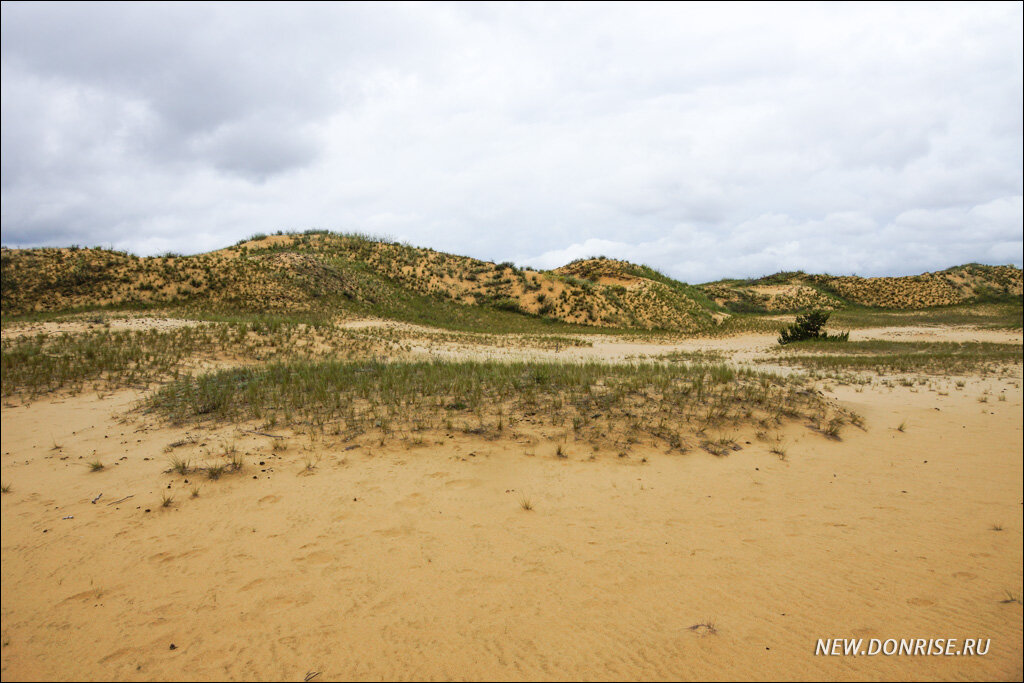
(335, 320, 1022, 366)
(849, 326, 1023, 344)
(2, 363, 1021, 680)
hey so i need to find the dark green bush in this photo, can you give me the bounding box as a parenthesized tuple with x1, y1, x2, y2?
(779, 310, 849, 345)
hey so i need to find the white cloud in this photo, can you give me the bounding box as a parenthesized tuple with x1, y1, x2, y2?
(2, 2, 1020, 281)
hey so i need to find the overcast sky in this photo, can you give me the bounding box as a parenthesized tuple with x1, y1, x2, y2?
(2, 2, 1021, 282)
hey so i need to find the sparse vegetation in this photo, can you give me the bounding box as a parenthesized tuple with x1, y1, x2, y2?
(146, 359, 847, 455)
(822, 415, 845, 440)
(706, 265, 1022, 316)
(772, 340, 1022, 375)
(1001, 590, 1023, 605)
(168, 455, 192, 475)
(301, 453, 321, 473)
(2, 234, 1021, 680)
(688, 619, 718, 636)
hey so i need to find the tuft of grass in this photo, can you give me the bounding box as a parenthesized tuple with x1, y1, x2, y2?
(88, 459, 105, 472)
(990, 523, 1004, 531)
(190, 485, 201, 498)
(168, 455, 191, 475)
(896, 421, 907, 432)
(701, 438, 733, 457)
(823, 416, 844, 440)
(688, 619, 718, 635)
(205, 464, 225, 480)
(518, 493, 533, 511)
(1, 482, 11, 493)
(301, 453, 321, 473)
(161, 493, 174, 508)
(1001, 590, 1022, 605)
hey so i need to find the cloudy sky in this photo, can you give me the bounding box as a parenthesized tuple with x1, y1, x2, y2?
(2, 2, 1021, 282)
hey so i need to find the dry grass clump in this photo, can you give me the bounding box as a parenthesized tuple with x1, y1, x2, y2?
(1001, 590, 1022, 605)
(688, 619, 718, 636)
(168, 455, 192, 475)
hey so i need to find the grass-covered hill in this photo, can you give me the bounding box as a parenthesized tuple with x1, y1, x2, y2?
(3, 230, 1020, 329)
(0, 232, 721, 332)
(701, 264, 1022, 313)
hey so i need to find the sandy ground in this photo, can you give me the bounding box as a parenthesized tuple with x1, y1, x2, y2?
(848, 326, 1024, 344)
(1, 317, 206, 341)
(2, 324, 1022, 681)
(393, 325, 1023, 367)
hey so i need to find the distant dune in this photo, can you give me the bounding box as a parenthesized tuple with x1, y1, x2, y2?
(2, 232, 1021, 330)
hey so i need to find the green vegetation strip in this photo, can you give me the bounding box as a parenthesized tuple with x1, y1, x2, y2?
(1, 323, 381, 396)
(2, 327, 217, 396)
(776, 340, 1022, 373)
(146, 358, 828, 438)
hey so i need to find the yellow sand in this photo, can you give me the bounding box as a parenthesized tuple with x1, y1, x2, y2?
(1, 330, 1021, 681)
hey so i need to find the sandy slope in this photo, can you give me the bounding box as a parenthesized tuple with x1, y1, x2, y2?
(1, 329, 1022, 681)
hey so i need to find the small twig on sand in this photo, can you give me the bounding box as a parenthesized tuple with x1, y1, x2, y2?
(106, 494, 134, 506)
(91, 493, 103, 504)
(304, 672, 321, 682)
(243, 429, 286, 439)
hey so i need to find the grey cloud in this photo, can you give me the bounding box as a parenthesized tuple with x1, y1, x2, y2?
(1, 2, 1021, 281)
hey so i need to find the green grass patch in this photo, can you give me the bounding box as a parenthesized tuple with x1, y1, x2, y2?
(775, 340, 1022, 374)
(145, 358, 840, 452)
(0, 322, 384, 397)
